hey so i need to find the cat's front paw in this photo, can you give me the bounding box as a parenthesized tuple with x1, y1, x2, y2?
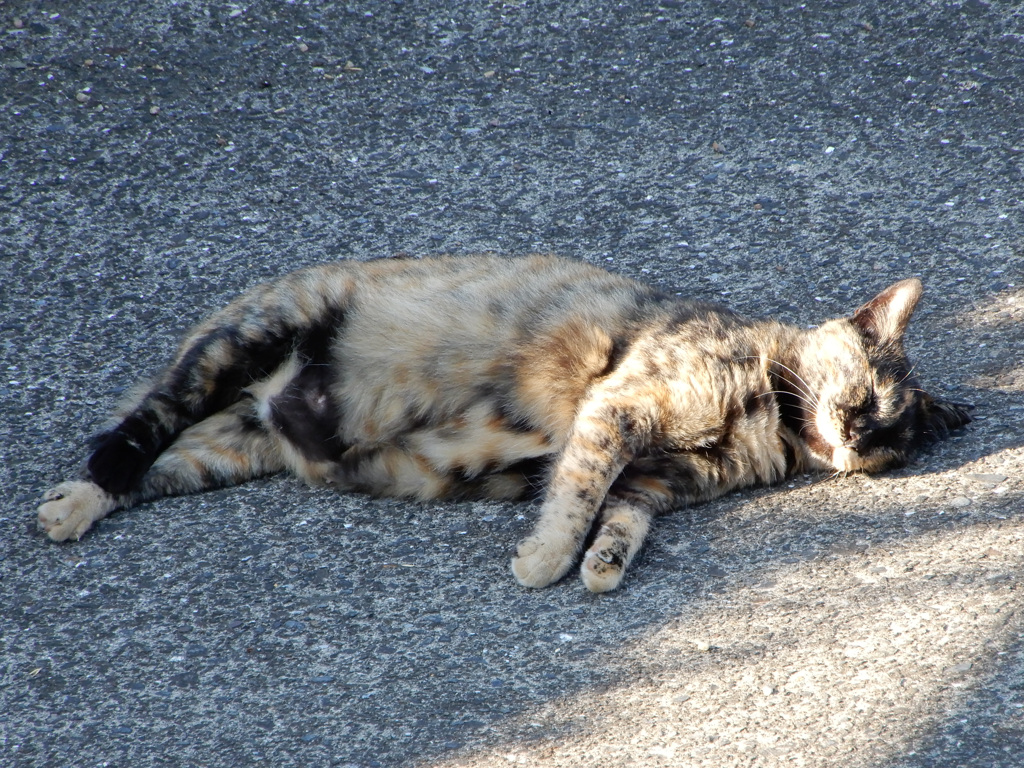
(581, 542, 627, 593)
(511, 535, 577, 588)
(37, 481, 117, 542)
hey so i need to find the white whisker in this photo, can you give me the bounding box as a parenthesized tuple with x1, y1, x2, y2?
(759, 389, 818, 410)
(734, 355, 819, 409)
(765, 358, 819, 407)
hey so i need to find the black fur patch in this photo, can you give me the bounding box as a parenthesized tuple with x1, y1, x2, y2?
(782, 438, 798, 475)
(503, 456, 551, 499)
(168, 327, 290, 415)
(87, 426, 163, 495)
(744, 391, 768, 416)
(921, 397, 974, 440)
(267, 308, 347, 461)
(269, 364, 345, 462)
(590, 335, 631, 382)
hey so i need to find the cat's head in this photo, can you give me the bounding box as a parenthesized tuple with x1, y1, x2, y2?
(779, 279, 972, 474)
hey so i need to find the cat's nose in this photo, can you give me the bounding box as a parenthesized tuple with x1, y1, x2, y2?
(842, 416, 874, 451)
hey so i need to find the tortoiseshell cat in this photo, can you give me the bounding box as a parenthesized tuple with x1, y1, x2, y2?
(37, 255, 970, 591)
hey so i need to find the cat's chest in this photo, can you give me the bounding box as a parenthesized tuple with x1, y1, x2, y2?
(636, 355, 790, 497)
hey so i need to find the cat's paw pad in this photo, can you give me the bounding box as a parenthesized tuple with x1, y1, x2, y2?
(511, 535, 576, 588)
(37, 481, 116, 542)
(581, 544, 626, 593)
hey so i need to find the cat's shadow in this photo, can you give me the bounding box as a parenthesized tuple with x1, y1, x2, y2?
(52, 453, 1018, 766)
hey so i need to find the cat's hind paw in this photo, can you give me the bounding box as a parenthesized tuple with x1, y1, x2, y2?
(511, 534, 577, 588)
(37, 481, 117, 542)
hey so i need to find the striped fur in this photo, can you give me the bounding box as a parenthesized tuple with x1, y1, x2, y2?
(37, 255, 971, 591)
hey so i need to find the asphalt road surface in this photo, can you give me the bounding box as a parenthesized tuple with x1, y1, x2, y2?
(2, 1, 1022, 767)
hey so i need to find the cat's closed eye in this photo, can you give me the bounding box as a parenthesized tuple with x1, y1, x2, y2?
(836, 391, 875, 422)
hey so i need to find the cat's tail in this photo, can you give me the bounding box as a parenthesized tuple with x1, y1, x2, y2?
(85, 264, 355, 496)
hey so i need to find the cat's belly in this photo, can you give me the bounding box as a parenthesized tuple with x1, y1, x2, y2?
(401, 400, 555, 478)
(325, 402, 555, 501)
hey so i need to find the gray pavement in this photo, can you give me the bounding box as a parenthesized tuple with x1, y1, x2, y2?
(2, 1, 1023, 766)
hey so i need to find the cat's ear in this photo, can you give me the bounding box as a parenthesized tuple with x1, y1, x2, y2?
(851, 278, 923, 346)
(922, 394, 973, 439)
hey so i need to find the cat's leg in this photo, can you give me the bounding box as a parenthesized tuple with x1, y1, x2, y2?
(580, 502, 654, 593)
(39, 399, 283, 541)
(86, 265, 354, 496)
(511, 396, 651, 588)
(580, 475, 673, 592)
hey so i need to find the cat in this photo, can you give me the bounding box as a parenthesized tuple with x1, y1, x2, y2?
(36, 254, 971, 592)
